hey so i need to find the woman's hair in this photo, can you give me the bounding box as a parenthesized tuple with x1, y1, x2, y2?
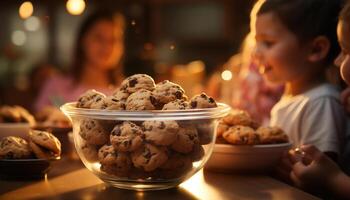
(340, 1, 350, 24)
(71, 10, 125, 85)
(257, 0, 342, 65)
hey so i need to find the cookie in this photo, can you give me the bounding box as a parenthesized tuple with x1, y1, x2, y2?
(0, 136, 32, 159)
(171, 125, 199, 153)
(222, 125, 259, 145)
(29, 130, 61, 155)
(0, 106, 20, 123)
(81, 142, 99, 162)
(79, 119, 109, 145)
(29, 141, 56, 159)
(126, 89, 157, 110)
(189, 142, 205, 162)
(216, 120, 229, 137)
(76, 89, 106, 108)
(222, 109, 259, 129)
(120, 74, 156, 94)
(110, 121, 144, 152)
(162, 99, 189, 110)
(196, 122, 214, 145)
(157, 152, 193, 179)
(153, 80, 187, 107)
(256, 126, 289, 144)
(131, 143, 168, 172)
(112, 88, 130, 102)
(98, 145, 132, 177)
(0, 105, 36, 126)
(190, 93, 217, 109)
(142, 120, 179, 146)
(90, 96, 126, 110)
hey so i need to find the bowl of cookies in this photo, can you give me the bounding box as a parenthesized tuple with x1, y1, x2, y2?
(61, 74, 230, 191)
(0, 130, 61, 179)
(205, 109, 291, 173)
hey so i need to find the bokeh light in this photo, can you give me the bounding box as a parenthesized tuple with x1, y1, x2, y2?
(24, 16, 40, 31)
(19, 1, 33, 19)
(11, 30, 27, 46)
(221, 70, 232, 81)
(66, 0, 86, 15)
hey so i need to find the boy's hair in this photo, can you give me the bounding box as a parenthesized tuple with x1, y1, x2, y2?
(340, 1, 350, 23)
(257, 0, 342, 65)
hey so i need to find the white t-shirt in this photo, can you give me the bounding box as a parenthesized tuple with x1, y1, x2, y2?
(270, 84, 346, 154)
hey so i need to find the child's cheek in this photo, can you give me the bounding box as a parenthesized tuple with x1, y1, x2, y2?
(341, 57, 350, 84)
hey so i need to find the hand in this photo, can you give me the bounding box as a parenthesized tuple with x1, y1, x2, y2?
(289, 145, 341, 189)
(341, 87, 350, 114)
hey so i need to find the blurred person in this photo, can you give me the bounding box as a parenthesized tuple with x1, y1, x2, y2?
(35, 10, 125, 111)
(206, 0, 283, 125)
(289, 3, 350, 199)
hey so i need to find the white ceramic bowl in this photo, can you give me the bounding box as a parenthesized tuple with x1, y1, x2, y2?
(205, 143, 292, 173)
(0, 123, 31, 140)
(61, 102, 230, 191)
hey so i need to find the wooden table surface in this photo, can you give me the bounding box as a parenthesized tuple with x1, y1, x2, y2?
(0, 157, 320, 200)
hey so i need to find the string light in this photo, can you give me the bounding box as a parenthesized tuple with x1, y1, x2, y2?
(19, 1, 33, 19)
(221, 70, 232, 81)
(66, 0, 86, 15)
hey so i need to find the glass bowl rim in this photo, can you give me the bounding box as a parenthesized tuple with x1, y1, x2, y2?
(60, 102, 231, 121)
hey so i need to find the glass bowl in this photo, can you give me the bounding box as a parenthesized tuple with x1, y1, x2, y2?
(61, 102, 230, 191)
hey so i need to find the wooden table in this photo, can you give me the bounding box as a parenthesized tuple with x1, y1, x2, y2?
(0, 158, 319, 200)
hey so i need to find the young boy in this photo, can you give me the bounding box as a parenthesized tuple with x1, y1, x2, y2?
(290, 2, 350, 199)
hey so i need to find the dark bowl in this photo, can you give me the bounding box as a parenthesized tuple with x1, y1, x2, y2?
(0, 157, 60, 180)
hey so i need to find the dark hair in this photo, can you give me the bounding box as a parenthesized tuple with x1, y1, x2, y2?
(257, 0, 342, 65)
(340, 1, 350, 23)
(71, 10, 125, 84)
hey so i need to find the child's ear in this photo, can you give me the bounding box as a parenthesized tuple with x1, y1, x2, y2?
(308, 36, 330, 62)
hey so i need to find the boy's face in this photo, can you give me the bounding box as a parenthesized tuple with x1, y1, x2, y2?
(254, 13, 310, 84)
(335, 21, 350, 85)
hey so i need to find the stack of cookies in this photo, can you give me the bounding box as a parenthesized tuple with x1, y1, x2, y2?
(0, 105, 36, 126)
(217, 109, 288, 145)
(0, 130, 61, 159)
(75, 74, 218, 179)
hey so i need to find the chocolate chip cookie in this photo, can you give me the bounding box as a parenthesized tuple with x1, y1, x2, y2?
(79, 119, 109, 145)
(120, 74, 156, 94)
(189, 93, 217, 109)
(126, 89, 157, 110)
(110, 121, 144, 152)
(76, 89, 106, 108)
(131, 143, 168, 172)
(0, 136, 32, 159)
(142, 120, 179, 146)
(222, 125, 259, 145)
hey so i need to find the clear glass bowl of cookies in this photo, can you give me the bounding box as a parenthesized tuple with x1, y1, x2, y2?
(61, 102, 230, 190)
(61, 74, 230, 191)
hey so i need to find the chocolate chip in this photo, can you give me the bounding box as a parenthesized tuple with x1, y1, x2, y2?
(175, 91, 182, 99)
(200, 93, 207, 98)
(123, 140, 129, 147)
(111, 98, 119, 102)
(191, 101, 197, 108)
(159, 122, 165, 129)
(111, 126, 121, 136)
(129, 78, 138, 87)
(208, 97, 215, 103)
(149, 96, 157, 106)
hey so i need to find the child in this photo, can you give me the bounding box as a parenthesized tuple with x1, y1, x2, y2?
(254, 0, 345, 160)
(290, 3, 350, 199)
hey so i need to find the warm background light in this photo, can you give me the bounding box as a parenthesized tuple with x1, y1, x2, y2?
(19, 1, 34, 19)
(66, 0, 86, 15)
(11, 30, 27, 46)
(24, 16, 40, 31)
(221, 70, 232, 81)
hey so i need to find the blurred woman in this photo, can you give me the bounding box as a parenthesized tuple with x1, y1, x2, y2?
(35, 10, 125, 111)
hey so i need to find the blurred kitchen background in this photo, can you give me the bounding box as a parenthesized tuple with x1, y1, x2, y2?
(0, 0, 255, 110)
